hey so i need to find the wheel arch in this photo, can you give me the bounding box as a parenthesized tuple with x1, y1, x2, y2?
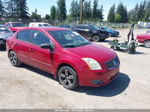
(144, 39, 150, 42)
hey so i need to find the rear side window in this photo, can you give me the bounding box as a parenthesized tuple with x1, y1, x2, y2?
(31, 30, 50, 46)
(17, 30, 31, 42)
(39, 24, 42, 27)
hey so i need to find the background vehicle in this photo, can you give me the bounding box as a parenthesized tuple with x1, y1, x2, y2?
(7, 27, 120, 90)
(29, 22, 52, 27)
(72, 24, 109, 42)
(59, 24, 71, 28)
(0, 25, 13, 49)
(99, 26, 119, 37)
(5, 22, 27, 33)
(137, 33, 150, 48)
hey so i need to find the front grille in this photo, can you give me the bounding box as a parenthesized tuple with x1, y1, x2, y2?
(106, 57, 120, 69)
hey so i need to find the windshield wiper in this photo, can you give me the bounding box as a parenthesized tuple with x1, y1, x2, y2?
(62, 44, 77, 48)
(76, 42, 91, 47)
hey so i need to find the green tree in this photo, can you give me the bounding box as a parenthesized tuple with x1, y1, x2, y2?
(45, 14, 50, 20)
(92, 0, 98, 19)
(143, 1, 150, 21)
(17, 0, 29, 18)
(0, 0, 4, 17)
(4, 0, 17, 18)
(97, 5, 104, 21)
(57, 0, 67, 20)
(69, 0, 80, 20)
(116, 2, 128, 23)
(107, 4, 115, 22)
(84, 1, 91, 20)
(115, 13, 121, 23)
(50, 5, 56, 20)
(128, 4, 139, 22)
(31, 9, 41, 20)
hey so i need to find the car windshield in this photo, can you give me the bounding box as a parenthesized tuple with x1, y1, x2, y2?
(89, 25, 99, 30)
(0, 26, 11, 33)
(12, 23, 25, 27)
(43, 24, 51, 27)
(105, 27, 113, 30)
(48, 30, 91, 48)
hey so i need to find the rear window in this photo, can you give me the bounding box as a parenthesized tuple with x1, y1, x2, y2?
(43, 24, 51, 27)
(12, 23, 25, 27)
(17, 30, 31, 42)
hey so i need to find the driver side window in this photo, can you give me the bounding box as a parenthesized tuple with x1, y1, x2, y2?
(31, 30, 50, 46)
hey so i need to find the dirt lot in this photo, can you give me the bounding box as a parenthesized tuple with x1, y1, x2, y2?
(0, 29, 150, 109)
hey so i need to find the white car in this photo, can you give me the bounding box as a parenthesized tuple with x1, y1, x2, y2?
(29, 22, 52, 28)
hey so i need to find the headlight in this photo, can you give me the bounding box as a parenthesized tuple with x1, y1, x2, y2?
(82, 58, 102, 70)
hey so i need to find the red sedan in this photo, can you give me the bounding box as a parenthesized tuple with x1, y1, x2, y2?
(137, 33, 150, 48)
(6, 27, 120, 90)
(5, 22, 27, 33)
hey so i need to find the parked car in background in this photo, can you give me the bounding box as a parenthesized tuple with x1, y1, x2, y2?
(5, 22, 27, 33)
(72, 24, 109, 42)
(7, 27, 120, 90)
(59, 24, 71, 29)
(99, 26, 119, 37)
(137, 33, 150, 48)
(147, 30, 150, 34)
(29, 22, 52, 27)
(0, 25, 13, 49)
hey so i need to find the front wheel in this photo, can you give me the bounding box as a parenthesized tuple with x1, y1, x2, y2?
(58, 66, 78, 90)
(144, 40, 150, 48)
(9, 51, 22, 67)
(93, 35, 101, 42)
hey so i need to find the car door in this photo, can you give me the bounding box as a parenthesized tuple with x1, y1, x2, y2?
(15, 30, 32, 64)
(29, 30, 53, 73)
(75, 26, 91, 39)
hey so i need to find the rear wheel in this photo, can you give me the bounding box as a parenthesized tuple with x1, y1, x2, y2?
(93, 35, 101, 42)
(9, 51, 22, 67)
(58, 66, 78, 90)
(144, 40, 150, 48)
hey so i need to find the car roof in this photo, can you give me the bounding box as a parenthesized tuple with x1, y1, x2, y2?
(29, 22, 50, 24)
(5, 22, 23, 24)
(0, 25, 6, 27)
(73, 24, 89, 26)
(18, 27, 69, 32)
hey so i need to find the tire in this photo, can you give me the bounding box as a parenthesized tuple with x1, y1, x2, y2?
(9, 51, 22, 67)
(93, 35, 101, 42)
(109, 33, 112, 37)
(58, 66, 79, 90)
(144, 40, 150, 48)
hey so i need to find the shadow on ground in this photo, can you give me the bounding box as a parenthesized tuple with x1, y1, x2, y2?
(0, 47, 6, 52)
(114, 49, 145, 55)
(19, 64, 130, 97)
(19, 64, 55, 80)
(75, 72, 130, 97)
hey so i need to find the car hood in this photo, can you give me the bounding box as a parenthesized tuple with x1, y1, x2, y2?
(0, 32, 13, 40)
(66, 43, 117, 63)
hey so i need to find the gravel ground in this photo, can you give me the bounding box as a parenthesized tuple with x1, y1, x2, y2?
(0, 28, 150, 109)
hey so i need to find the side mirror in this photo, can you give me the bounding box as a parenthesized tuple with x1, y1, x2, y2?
(40, 43, 54, 52)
